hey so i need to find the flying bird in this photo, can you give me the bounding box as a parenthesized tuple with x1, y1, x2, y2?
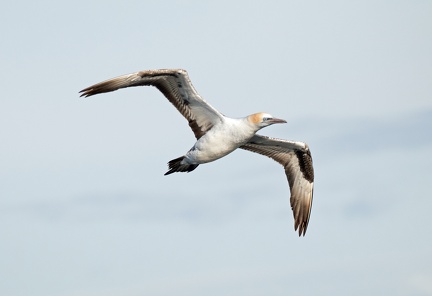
(80, 69, 314, 236)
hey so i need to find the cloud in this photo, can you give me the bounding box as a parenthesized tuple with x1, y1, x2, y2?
(0, 190, 287, 227)
(407, 273, 432, 295)
(311, 109, 432, 158)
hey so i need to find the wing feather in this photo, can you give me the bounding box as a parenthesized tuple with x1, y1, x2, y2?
(240, 134, 314, 236)
(79, 69, 224, 139)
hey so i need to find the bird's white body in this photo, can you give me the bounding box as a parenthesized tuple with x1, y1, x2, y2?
(185, 117, 257, 164)
(80, 69, 314, 236)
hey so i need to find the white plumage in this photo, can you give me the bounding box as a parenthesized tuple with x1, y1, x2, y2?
(80, 69, 314, 236)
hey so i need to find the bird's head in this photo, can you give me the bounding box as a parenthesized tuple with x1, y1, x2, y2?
(247, 112, 287, 130)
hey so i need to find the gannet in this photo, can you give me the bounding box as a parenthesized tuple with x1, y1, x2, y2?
(80, 69, 314, 236)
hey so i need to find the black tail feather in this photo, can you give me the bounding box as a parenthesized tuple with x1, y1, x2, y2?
(164, 156, 199, 175)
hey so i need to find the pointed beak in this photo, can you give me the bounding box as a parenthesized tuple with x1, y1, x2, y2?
(268, 118, 287, 124)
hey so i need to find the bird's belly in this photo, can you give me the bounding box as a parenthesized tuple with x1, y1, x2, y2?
(184, 121, 256, 164)
(186, 138, 242, 164)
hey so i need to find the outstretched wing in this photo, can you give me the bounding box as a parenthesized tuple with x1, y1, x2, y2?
(240, 134, 314, 236)
(80, 69, 224, 139)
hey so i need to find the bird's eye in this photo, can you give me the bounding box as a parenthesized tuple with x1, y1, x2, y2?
(263, 117, 272, 122)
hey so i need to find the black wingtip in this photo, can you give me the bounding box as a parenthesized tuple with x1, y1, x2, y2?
(295, 222, 308, 237)
(79, 88, 93, 98)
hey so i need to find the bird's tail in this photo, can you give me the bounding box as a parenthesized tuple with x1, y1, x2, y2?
(164, 156, 199, 175)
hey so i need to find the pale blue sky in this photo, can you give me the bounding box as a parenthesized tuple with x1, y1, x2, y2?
(1, 1, 432, 295)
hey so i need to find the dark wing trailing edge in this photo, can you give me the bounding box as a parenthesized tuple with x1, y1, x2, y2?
(79, 69, 224, 139)
(240, 134, 314, 236)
